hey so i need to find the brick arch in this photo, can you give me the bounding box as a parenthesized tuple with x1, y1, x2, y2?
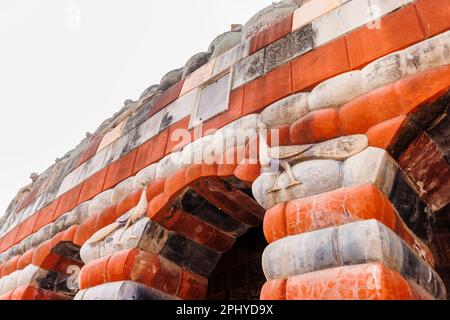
(75, 157, 267, 300)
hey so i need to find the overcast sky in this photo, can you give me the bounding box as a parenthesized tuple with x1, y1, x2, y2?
(0, 0, 274, 216)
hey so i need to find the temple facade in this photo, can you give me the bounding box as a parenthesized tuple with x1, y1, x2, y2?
(0, 0, 449, 300)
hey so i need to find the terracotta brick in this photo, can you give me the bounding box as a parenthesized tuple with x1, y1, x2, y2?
(415, 0, 450, 37)
(165, 117, 192, 154)
(262, 202, 287, 245)
(61, 225, 78, 242)
(268, 124, 291, 147)
(339, 84, 400, 135)
(184, 164, 203, 185)
(151, 80, 185, 116)
(346, 5, 425, 69)
(243, 63, 292, 115)
(33, 198, 60, 232)
(292, 37, 350, 92)
(395, 65, 450, 115)
(138, 253, 182, 296)
(15, 213, 38, 244)
(0, 225, 20, 253)
(133, 130, 169, 174)
(234, 163, 261, 184)
(17, 249, 35, 270)
(79, 255, 111, 289)
(164, 167, 187, 197)
(250, 14, 293, 55)
(94, 205, 118, 231)
(103, 150, 137, 190)
(282, 263, 433, 300)
(290, 108, 340, 145)
(116, 189, 143, 217)
(78, 167, 108, 204)
(74, 214, 98, 246)
(146, 179, 165, 201)
(32, 240, 61, 270)
(106, 248, 139, 283)
(178, 270, 208, 300)
(367, 116, 406, 149)
(53, 184, 83, 221)
(263, 184, 434, 265)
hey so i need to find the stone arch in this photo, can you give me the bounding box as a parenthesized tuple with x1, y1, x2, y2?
(75, 159, 266, 300)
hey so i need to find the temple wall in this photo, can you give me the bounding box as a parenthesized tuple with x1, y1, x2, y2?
(0, 0, 449, 300)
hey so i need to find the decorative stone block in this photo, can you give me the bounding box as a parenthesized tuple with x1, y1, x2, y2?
(250, 13, 293, 55)
(362, 51, 410, 92)
(341, 147, 397, 195)
(308, 71, 363, 111)
(231, 49, 265, 90)
(291, 37, 349, 92)
(262, 219, 446, 299)
(405, 31, 450, 74)
(261, 263, 435, 300)
(213, 40, 250, 77)
(264, 24, 314, 73)
(74, 281, 177, 300)
(258, 93, 309, 129)
(346, 4, 424, 68)
(252, 159, 341, 209)
(180, 60, 215, 96)
(292, 0, 342, 32)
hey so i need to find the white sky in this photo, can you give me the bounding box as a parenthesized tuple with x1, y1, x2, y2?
(0, 0, 274, 216)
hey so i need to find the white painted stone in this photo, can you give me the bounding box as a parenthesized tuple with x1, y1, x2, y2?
(70, 202, 91, 224)
(155, 152, 183, 180)
(74, 281, 177, 300)
(16, 265, 49, 288)
(362, 51, 409, 92)
(98, 218, 148, 262)
(181, 135, 214, 166)
(77, 147, 109, 184)
(258, 93, 310, 128)
(57, 163, 85, 197)
(252, 172, 279, 210)
(231, 50, 265, 90)
(133, 164, 157, 189)
(277, 160, 342, 204)
(211, 114, 258, 161)
(213, 39, 250, 77)
(313, 0, 371, 47)
(80, 218, 150, 265)
(405, 31, 450, 74)
(135, 111, 164, 146)
(160, 88, 198, 131)
(293, 0, 346, 31)
(110, 177, 134, 204)
(252, 160, 341, 209)
(88, 190, 114, 217)
(341, 147, 398, 195)
(0, 270, 20, 295)
(97, 119, 127, 152)
(308, 71, 363, 111)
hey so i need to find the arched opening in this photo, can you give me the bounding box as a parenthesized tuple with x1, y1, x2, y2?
(206, 225, 267, 300)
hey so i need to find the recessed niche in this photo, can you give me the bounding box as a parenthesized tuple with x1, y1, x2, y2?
(191, 72, 231, 128)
